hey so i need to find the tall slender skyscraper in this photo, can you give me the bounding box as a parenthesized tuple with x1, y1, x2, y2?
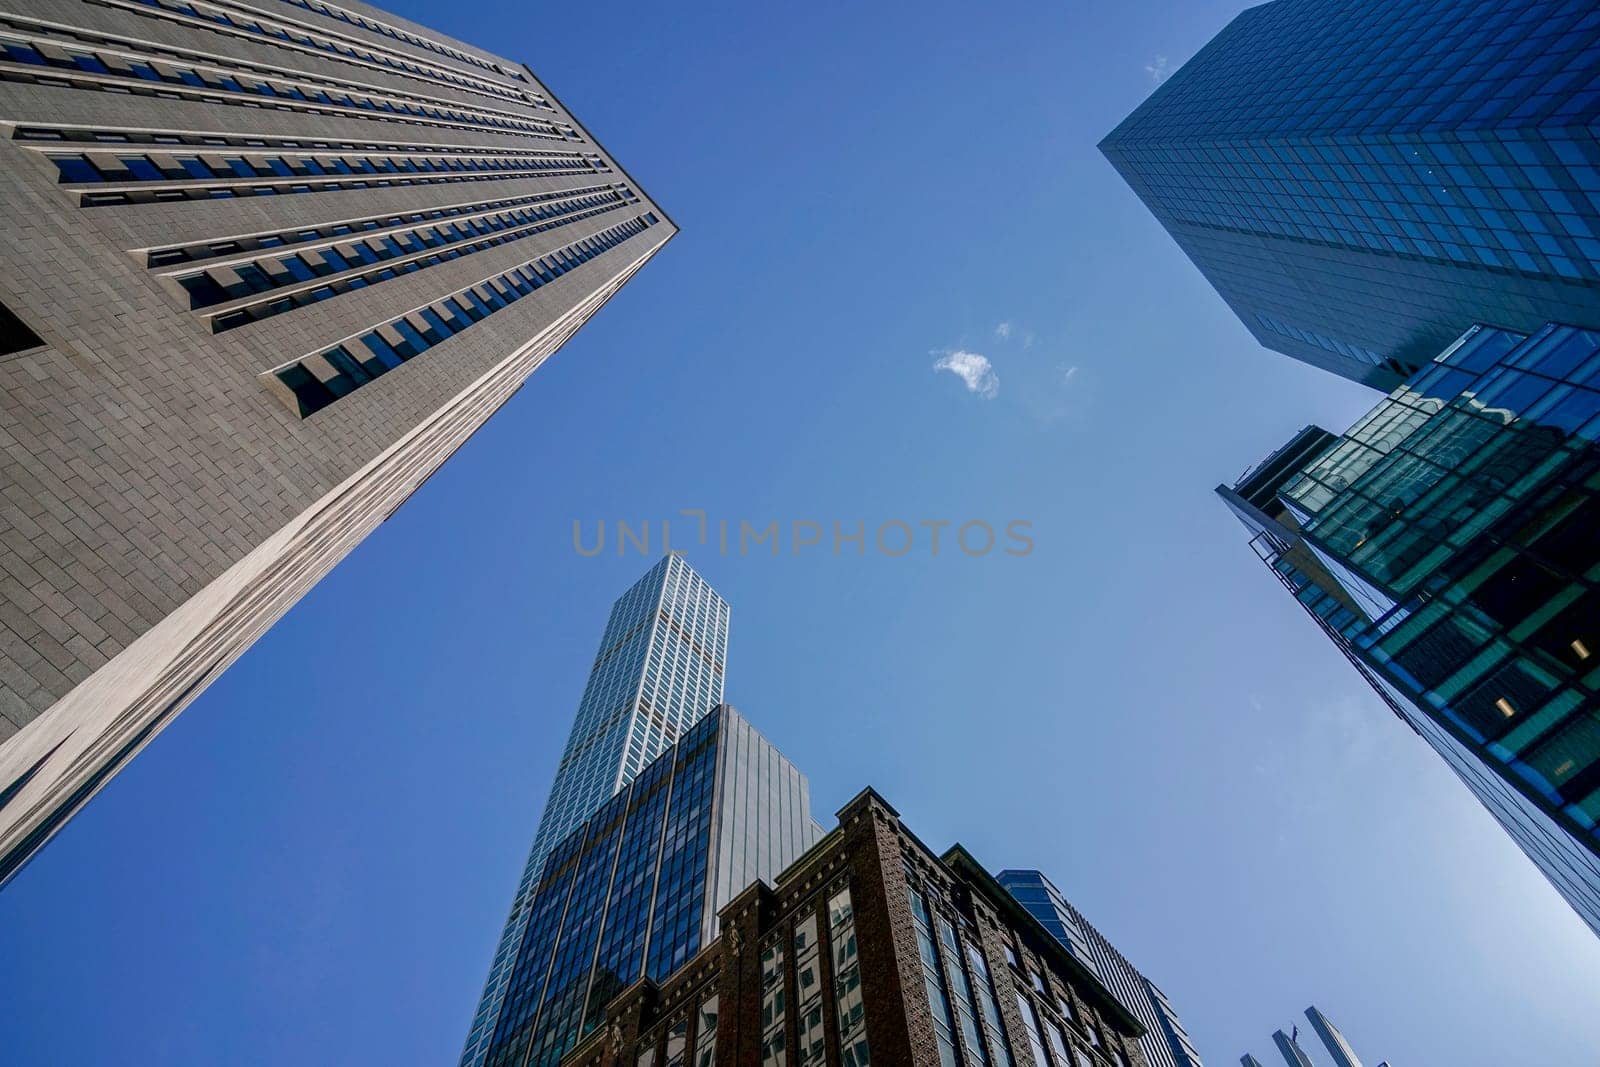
(1305, 1006, 1364, 1067)
(1000, 868, 1205, 1067)
(1102, 0, 1600, 390)
(1272, 1030, 1315, 1067)
(461, 554, 729, 1067)
(0, 0, 673, 885)
(1222, 323, 1600, 936)
(481, 704, 822, 1067)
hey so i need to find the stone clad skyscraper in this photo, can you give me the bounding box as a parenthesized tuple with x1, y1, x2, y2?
(1101, 0, 1600, 390)
(461, 554, 729, 1067)
(0, 0, 673, 884)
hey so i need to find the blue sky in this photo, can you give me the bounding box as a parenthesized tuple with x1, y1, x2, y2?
(3, 1, 1598, 1064)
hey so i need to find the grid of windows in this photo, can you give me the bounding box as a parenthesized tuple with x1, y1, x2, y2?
(645, 719, 719, 982)
(1236, 321, 1600, 935)
(268, 213, 658, 416)
(1102, 0, 1600, 388)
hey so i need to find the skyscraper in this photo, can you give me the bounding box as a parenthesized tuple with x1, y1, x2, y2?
(462, 554, 730, 1067)
(1305, 1006, 1364, 1067)
(1221, 322, 1600, 935)
(0, 0, 673, 885)
(481, 704, 823, 1067)
(1101, 0, 1600, 390)
(561, 787, 1149, 1067)
(1000, 869, 1204, 1067)
(1243, 1006, 1374, 1067)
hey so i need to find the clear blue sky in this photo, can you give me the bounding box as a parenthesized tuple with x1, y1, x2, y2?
(2, 1, 1597, 1064)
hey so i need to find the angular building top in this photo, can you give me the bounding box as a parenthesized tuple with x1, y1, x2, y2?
(480, 704, 823, 1067)
(463, 554, 730, 1067)
(1221, 322, 1600, 936)
(1102, 0, 1600, 390)
(1000, 868, 1204, 1067)
(1244, 1006, 1373, 1067)
(0, 0, 674, 885)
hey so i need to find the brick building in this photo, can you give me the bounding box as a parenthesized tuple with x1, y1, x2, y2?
(558, 788, 1148, 1067)
(0, 0, 673, 883)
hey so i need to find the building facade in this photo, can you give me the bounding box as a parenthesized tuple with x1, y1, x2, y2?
(557, 788, 1149, 1067)
(1102, 0, 1600, 390)
(464, 555, 730, 1067)
(480, 704, 823, 1067)
(0, 0, 674, 884)
(999, 870, 1203, 1067)
(1220, 322, 1600, 936)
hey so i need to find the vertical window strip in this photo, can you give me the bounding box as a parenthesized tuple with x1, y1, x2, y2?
(909, 887, 962, 1067)
(828, 888, 870, 1067)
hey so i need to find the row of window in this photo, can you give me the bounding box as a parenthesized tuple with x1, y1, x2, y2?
(18, 123, 570, 161)
(274, 0, 526, 82)
(181, 191, 629, 330)
(0, 31, 564, 139)
(45, 147, 602, 208)
(100, 0, 542, 109)
(270, 213, 657, 416)
(144, 183, 627, 267)
(51, 147, 594, 186)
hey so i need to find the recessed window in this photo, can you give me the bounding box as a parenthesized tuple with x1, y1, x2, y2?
(0, 300, 44, 356)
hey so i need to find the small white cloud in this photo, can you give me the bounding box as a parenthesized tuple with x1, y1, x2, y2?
(1022, 331, 1036, 350)
(1061, 364, 1079, 384)
(932, 349, 999, 399)
(1145, 55, 1172, 83)
(994, 321, 1013, 341)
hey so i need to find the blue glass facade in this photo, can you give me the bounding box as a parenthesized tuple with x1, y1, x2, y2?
(1103, 0, 1600, 389)
(481, 706, 821, 1067)
(462, 555, 730, 1067)
(998, 870, 1204, 1067)
(1222, 323, 1600, 936)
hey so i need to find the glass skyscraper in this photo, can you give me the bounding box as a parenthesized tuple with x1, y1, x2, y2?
(1102, 0, 1600, 390)
(481, 704, 822, 1067)
(1221, 322, 1600, 936)
(462, 554, 730, 1067)
(999, 869, 1205, 1067)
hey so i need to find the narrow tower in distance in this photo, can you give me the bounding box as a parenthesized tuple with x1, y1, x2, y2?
(1306, 1005, 1365, 1067)
(461, 554, 729, 1067)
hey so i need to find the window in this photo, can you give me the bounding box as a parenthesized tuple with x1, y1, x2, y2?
(909, 888, 960, 1067)
(0, 301, 44, 356)
(965, 942, 1015, 1067)
(693, 995, 717, 1067)
(829, 888, 871, 1067)
(1014, 992, 1052, 1067)
(664, 1019, 688, 1067)
(1004, 943, 1021, 969)
(761, 938, 787, 1066)
(794, 914, 825, 1066)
